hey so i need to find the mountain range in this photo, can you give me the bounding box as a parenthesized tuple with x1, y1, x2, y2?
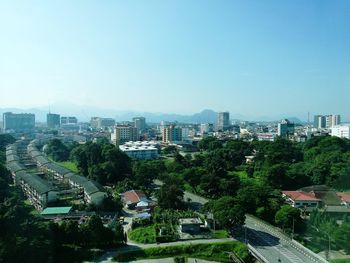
(0, 105, 305, 124)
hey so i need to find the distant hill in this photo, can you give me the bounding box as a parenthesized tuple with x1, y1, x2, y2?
(0, 107, 222, 123)
(0, 105, 308, 124)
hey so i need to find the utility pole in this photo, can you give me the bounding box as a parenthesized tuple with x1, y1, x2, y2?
(327, 233, 331, 261)
(292, 218, 295, 240)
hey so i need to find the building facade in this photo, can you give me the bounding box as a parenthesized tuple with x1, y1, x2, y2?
(111, 126, 139, 145)
(133, 117, 146, 133)
(217, 112, 230, 131)
(119, 141, 159, 159)
(277, 119, 295, 137)
(314, 114, 341, 128)
(331, 124, 350, 139)
(60, 116, 79, 131)
(162, 125, 182, 143)
(3, 112, 35, 132)
(47, 113, 60, 129)
(90, 117, 115, 129)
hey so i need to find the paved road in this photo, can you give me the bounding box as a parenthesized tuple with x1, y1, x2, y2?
(244, 216, 325, 263)
(96, 238, 234, 263)
(124, 258, 219, 263)
(178, 189, 327, 263)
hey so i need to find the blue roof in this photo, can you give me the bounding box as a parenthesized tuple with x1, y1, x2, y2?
(41, 207, 72, 215)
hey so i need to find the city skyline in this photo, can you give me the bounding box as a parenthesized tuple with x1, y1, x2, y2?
(1, 1, 349, 119)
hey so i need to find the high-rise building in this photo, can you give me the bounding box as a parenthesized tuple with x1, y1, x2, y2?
(90, 117, 115, 129)
(277, 119, 295, 137)
(133, 117, 146, 133)
(314, 114, 341, 129)
(47, 113, 60, 129)
(314, 115, 326, 129)
(217, 112, 230, 131)
(162, 125, 182, 143)
(3, 112, 35, 132)
(325, 114, 341, 128)
(111, 125, 139, 145)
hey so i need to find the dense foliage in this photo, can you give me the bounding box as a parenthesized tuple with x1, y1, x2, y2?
(45, 138, 71, 161)
(305, 210, 350, 254)
(70, 141, 132, 185)
(0, 134, 15, 162)
(114, 241, 254, 263)
(155, 136, 350, 228)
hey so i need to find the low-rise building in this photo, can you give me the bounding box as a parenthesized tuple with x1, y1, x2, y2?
(40, 206, 72, 219)
(90, 117, 116, 129)
(17, 172, 58, 210)
(282, 191, 321, 209)
(331, 124, 350, 139)
(121, 190, 154, 211)
(256, 133, 276, 141)
(119, 141, 159, 159)
(43, 163, 71, 180)
(65, 173, 106, 205)
(179, 218, 202, 234)
(337, 192, 350, 208)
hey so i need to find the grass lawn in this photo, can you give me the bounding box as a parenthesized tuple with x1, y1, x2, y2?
(213, 229, 230, 239)
(114, 241, 253, 263)
(128, 225, 157, 244)
(228, 171, 248, 180)
(58, 161, 79, 173)
(331, 259, 350, 263)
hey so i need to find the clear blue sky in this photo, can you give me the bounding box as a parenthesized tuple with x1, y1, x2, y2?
(0, 0, 349, 120)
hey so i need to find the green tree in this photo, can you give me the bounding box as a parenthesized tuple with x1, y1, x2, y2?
(45, 138, 70, 161)
(205, 196, 245, 230)
(275, 205, 302, 232)
(198, 137, 222, 151)
(157, 179, 185, 210)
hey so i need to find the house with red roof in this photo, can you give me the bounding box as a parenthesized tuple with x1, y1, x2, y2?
(121, 190, 156, 211)
(336, 192, 350, 207)
(282, 190, 321, 209)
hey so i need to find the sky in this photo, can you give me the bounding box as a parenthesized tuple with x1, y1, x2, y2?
(0, 0, 349, 120)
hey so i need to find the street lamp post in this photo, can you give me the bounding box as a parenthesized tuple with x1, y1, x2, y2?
(311, 226, 330, 261)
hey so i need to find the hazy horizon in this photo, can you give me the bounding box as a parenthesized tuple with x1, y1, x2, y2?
(1, 1, 349, 120)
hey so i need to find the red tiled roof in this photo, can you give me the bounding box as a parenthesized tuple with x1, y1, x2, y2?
(282, 191, 321, 201)
(337, 192, 350, 203)
(123, 190, 147, 204)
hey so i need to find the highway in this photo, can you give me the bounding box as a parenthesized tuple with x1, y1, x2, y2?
(179, 187, 328, 263)
(243, 215, 327, 263)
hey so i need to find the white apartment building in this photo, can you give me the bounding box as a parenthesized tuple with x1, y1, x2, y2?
(119, 141, 159, 159)
(331, 124, 350, 139)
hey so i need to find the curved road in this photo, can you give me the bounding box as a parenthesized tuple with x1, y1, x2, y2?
(244, 215, 327, 263)
(97, 238, 234, 263)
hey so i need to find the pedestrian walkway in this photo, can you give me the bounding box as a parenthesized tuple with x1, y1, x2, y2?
(126, 257, 220, 263)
